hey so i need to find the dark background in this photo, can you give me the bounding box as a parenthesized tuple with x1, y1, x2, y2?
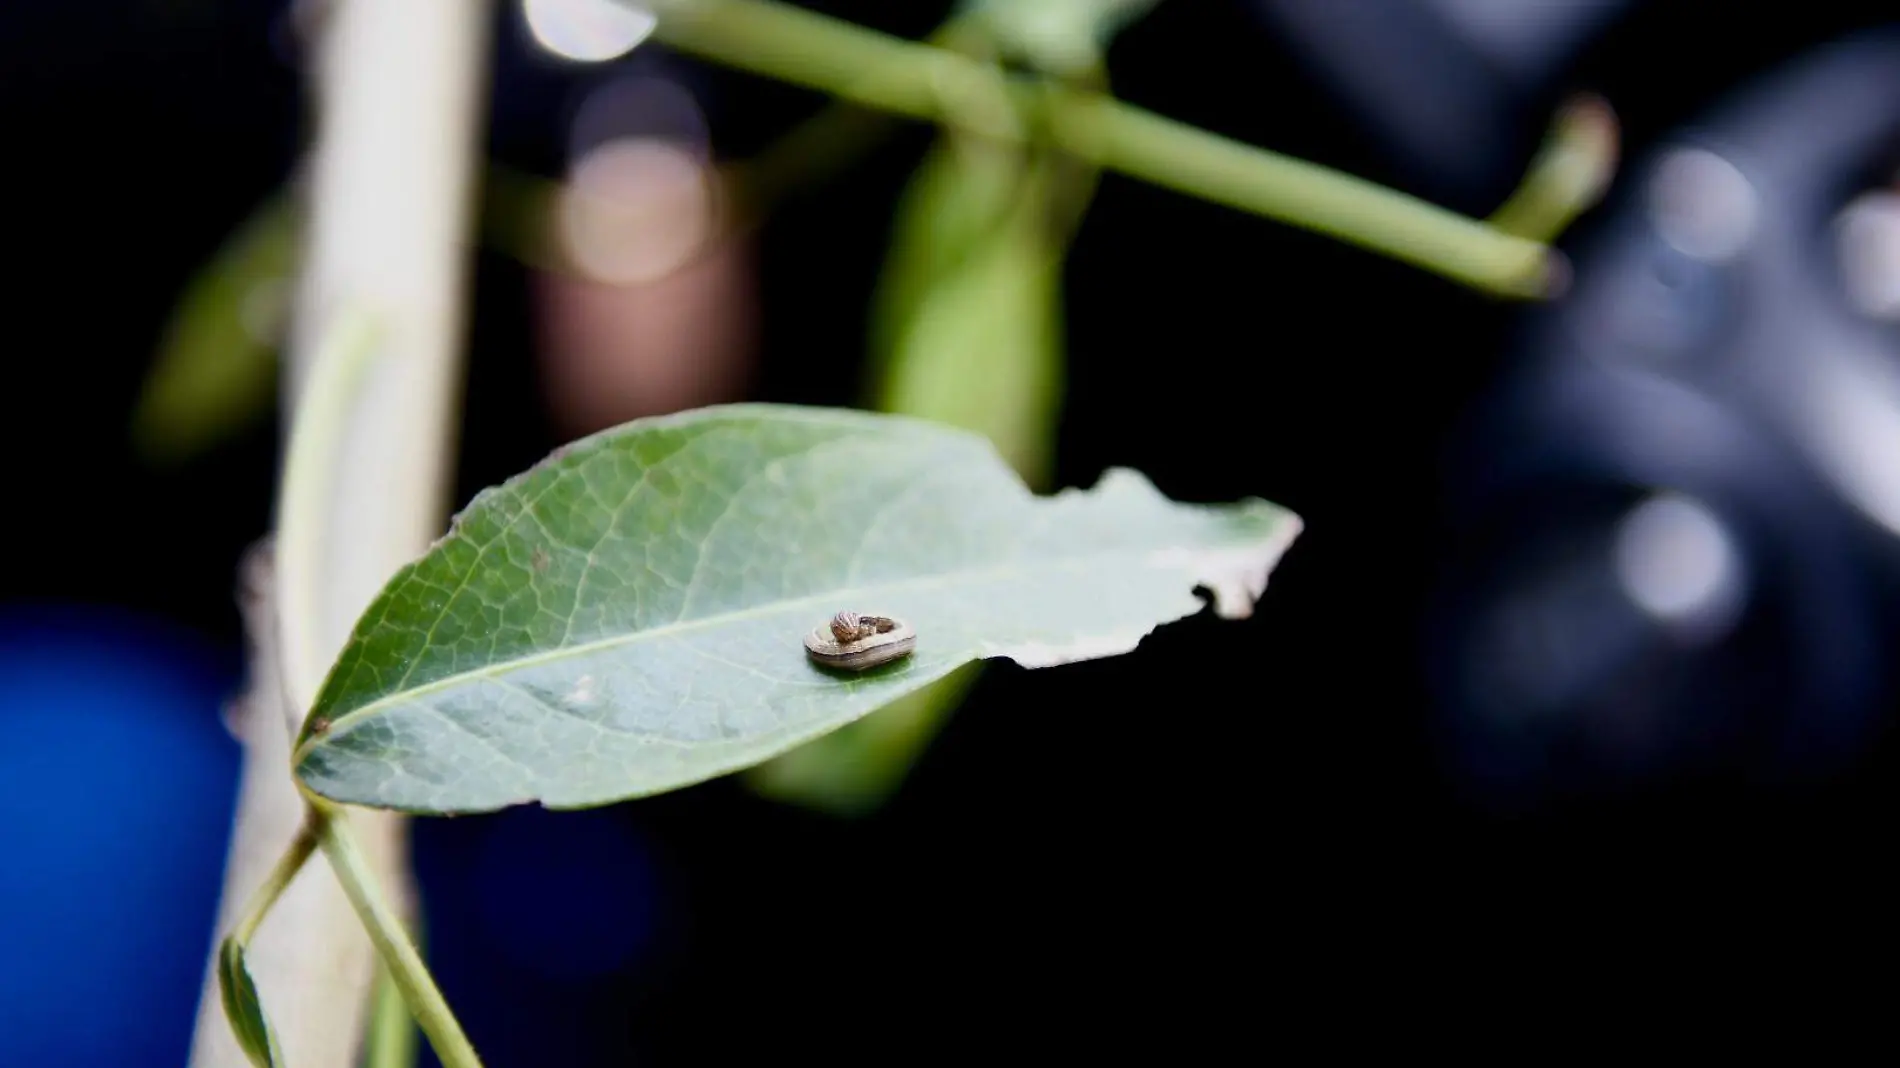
(3, 2, 1897, 1064)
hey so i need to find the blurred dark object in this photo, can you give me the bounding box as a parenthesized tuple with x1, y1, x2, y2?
(1426, 28, 1900, 806)
(1252, 0, 1634, 207)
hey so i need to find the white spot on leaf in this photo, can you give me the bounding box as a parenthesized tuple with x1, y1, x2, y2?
(568, 674, 598, 707)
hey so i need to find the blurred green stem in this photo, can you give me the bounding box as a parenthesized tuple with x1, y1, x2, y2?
(1488, 94, 1620, 243)
(722, 11, 989, 218)
(275, 307, 381, 715)
(638, 0, 1556, 296)
(363, 950, 420, 1068)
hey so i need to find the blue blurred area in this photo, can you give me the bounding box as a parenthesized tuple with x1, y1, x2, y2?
(0, 604, 242, 1068)
(0, 599, 673, 1068)
(469, 806, 663, 982)
(413, 804, 674, 1068)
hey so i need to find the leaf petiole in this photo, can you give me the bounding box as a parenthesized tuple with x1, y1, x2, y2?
(306, 798, 483, 1068)
(229, 816, 320, 948)
(217, 818, 319, 1068)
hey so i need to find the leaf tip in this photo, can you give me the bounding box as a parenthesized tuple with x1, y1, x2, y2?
(1156, 506, 1303, 620)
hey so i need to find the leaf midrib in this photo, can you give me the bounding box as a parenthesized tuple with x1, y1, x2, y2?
(293, 538, 1243, 764)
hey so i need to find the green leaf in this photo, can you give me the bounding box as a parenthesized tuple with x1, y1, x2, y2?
(292, 404, 1300, 815)
(131, 192, 298, 464)
(217, 936, 285, 1068)
(874, 202, 1063, 482)
(868, 137, 1029, 358)
(868, 137, 1065, 486)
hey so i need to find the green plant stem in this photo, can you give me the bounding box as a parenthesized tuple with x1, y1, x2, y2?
(638, 0, 1555, 296)
(229, 818, 321, 948)
(209, 307, 384, 1016)
(311, 801, 479, 1068)
(276, 306, 383, 712)
(1488, 94, 1620, 242)
(364, 954, 420, 1068)
(268, 305, 482, 1067)
(723, 11, 989, 217)
(1044, 92, 1550, 293)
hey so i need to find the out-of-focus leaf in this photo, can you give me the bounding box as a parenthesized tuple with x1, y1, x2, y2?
(126, 167, 561, 468)
(746, 661, 982, 816)
(131, 193, 298, 464)
(871, 139, 1065, 485)
(217, 935, 284, 1068)
(874, 226, 1062, 480)
(290, 404, 1301, 815)
(866, 136, 1032, 363)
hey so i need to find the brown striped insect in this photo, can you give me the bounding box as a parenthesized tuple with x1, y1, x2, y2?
(827, 610, 898, 643)
(806, 610, 915, 671)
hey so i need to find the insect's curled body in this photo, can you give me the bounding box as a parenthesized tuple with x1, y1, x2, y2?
(807, 610, 915, 671)
(829, 610, 898, 644)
